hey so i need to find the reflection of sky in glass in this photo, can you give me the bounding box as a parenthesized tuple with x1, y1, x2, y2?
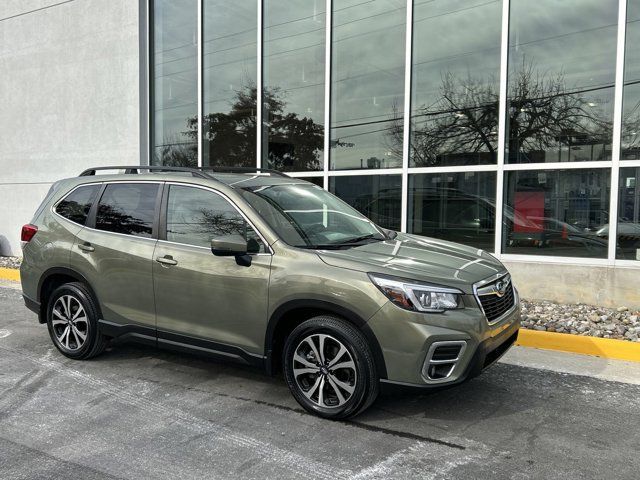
(410, 0, 502, 167)
(622, 1, 640, 158)
(330, 0, 406, 170)
(507, 0, 618, 163)
(263, 0, 325, 171)
(152, 0, 197, 164)
(203, 0, 257, 166)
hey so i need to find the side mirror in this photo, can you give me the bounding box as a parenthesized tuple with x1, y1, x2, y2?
(211, 235, 248, 257)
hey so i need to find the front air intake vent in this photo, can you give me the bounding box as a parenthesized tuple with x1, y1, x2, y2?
(422, 341, 467, 381)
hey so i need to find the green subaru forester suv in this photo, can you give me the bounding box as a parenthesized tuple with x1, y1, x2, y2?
(20, 166, 520, 419)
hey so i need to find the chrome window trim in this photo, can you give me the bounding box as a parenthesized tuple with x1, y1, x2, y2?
(163, 181, 274, 255)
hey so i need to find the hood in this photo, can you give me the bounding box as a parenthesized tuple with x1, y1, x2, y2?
(316, 233, 505, 294)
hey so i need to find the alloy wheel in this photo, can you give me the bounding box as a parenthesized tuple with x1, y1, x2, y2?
(51, 295, 89, 351)
(292, 333, 357, 409)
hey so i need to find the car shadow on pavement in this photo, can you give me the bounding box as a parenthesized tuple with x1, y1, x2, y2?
(93, 340, 567, 426)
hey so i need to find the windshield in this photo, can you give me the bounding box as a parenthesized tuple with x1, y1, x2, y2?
(239, 183, 387, 248)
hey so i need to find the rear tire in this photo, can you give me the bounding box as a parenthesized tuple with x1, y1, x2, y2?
(283, 315, 378, 419)
(46, 282, 107, 360)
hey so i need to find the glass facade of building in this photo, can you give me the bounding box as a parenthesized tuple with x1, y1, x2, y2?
(150, 0, 640, 264)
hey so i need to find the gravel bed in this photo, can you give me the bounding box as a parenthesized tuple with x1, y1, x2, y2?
(0, 256, 21, 269)
(521, 299, 640, 342)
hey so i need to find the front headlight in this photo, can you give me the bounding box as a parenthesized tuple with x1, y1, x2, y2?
(368, 273, 462, 313)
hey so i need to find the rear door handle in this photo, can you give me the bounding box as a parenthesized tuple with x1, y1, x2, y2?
(156, 255, 178, 266)
(78, 242, 95, 252)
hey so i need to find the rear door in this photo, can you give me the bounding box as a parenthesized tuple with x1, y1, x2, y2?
(152, 183, 272, 360)
(71, 182, 161, 340)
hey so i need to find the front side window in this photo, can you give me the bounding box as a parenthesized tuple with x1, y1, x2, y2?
(240, 183, 386, 248)
(95, 183, 159, 238)
(55, 184, 101, 225)
(166, 185, 266, 252)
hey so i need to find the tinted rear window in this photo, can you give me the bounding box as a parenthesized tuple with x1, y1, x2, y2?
(95, 183, 159, 238)
(55, 184, 101, 225)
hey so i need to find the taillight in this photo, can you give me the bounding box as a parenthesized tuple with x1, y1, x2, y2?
(21, 224, 38, 243)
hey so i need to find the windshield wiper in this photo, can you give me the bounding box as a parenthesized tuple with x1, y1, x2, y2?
(341, 233, 381, 244)
(298, 234, 384, 250)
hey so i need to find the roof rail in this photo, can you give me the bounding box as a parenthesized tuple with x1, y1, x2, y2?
(199, 166, 289, 177)
(79, 165, 289, 178)
(79, 166, 214, 179)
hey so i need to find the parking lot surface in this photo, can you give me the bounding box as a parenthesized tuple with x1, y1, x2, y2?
(1, 284, 639, 479)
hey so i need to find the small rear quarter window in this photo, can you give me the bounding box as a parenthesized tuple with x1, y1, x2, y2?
(55, 184, 101, 225)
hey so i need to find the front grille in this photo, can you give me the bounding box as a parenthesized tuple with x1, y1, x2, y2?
(476, 275, 516, 323)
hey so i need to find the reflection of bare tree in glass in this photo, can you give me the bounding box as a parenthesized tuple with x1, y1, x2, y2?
(153, 134, 198, 167)
(199, 210, 245, 237)
(96, 205, 152, 237)
(391, 60, 617, 166)
(184, 85, 323, 170)
(507, 61, 611, 163)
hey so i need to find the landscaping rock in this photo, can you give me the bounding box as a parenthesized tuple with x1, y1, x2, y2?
(520, 299, 640, 343)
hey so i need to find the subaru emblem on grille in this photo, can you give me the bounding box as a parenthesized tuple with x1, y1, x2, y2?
(495, 280, 507, 297)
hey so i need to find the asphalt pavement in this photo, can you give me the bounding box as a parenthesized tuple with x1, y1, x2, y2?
(1, 283, 639, 480)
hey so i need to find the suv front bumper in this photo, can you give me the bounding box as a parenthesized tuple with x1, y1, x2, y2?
(367, 291, 521, 387)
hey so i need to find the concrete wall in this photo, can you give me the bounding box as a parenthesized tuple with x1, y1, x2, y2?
(0, 0, 141, 255)
(504, 260, 640, 309)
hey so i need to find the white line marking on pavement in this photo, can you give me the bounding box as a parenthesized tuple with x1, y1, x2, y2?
(0, 329, 12, 338)
(0, 346, 347, 480)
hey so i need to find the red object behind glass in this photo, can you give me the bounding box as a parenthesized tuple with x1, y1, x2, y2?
(513, 192, 544, 233)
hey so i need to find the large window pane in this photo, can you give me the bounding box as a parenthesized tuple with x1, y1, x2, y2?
(203, 1, 257, 167)
(507, 0, 618, 164)
(622, 1, 640, 159)
(408, 172, 497, 252)
(410, 1, 502, 167)
(96, 184, 160, 238)
(330, 0, 406, 170)
(263, 0, 325, 172)
(151, 0, 197, 167)
(503, 169, 611, 258)
(166, 185, 266, 252)
(329, 175, 401, 230)
(616, 168, 640, 260)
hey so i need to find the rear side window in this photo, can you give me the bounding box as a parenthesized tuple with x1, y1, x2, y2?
(55, 184, 101, 225)
(95, 183, 159, 238)
(166, 185, 266, 252)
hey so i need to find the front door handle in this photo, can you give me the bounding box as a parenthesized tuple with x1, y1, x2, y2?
(78, 242, 95, 252)
(156, 255, 178, 266)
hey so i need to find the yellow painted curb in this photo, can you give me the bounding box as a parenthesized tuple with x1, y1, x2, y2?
(0, 267, 20, 282)
(516, 328, 640, 363)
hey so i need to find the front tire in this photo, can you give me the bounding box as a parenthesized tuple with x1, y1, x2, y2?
(46, 282, 107, 360)
(283, 315, 378, 419)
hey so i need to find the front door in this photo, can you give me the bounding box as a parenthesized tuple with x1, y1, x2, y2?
(152, 184, 272, 361)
